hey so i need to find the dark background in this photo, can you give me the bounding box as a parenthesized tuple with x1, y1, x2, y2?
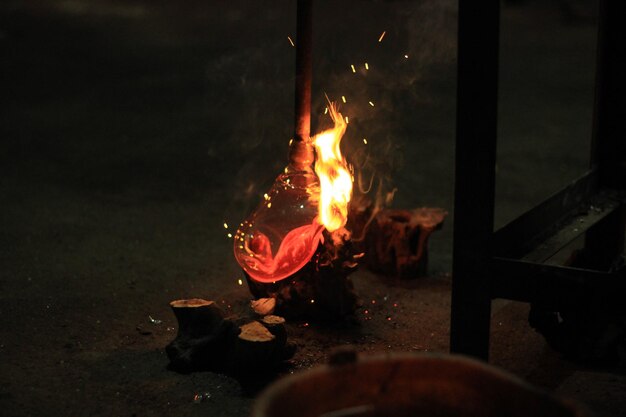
(2, 1, 624, 416)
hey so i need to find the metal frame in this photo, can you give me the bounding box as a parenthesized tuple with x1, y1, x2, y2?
(450, 0, 626, 360)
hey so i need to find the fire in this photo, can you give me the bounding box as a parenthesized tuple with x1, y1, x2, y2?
(313, 104, 353, 232)
(233, 103, 352, 283)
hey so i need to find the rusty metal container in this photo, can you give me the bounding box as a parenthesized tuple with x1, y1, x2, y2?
(252, 353, 588, 417)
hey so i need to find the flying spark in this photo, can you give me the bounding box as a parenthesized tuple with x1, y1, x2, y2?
(341, 95, 346, 103)
(378, 31, 386, 42)
(350, 64, 356, 73)
(369, 101, 375, 107)
(287, 36, 295, 47)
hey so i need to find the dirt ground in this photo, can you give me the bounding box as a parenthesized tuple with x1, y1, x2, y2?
(2, 1, 625, 416)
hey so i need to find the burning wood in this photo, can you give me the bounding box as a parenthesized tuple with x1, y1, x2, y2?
(349, 201, 447, 278)
(166, 299, 295, 373)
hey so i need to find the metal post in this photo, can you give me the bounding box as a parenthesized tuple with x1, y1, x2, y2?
(450, 0, 500, 360)
(591, 0, 626, 189)
(289, 0, 315, 171)
(585, 0, 626, 268)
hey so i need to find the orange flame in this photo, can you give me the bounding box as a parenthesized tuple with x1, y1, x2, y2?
(313, 103, 353, 232)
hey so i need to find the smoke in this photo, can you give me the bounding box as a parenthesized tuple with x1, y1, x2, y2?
(206, 0, 458, 223)
(311, 0, 457, 208)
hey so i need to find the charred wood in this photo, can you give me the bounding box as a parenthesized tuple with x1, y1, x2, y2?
(349, 201, 447, 278)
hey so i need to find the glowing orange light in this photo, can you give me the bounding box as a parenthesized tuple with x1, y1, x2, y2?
(233, 103, 353, 284)
(313, 103, 353, 232)
(378, 31, 386, 42)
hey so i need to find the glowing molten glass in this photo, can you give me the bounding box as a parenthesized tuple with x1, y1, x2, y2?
(233, 169, 323, 283)
(233, 104, 352, 283)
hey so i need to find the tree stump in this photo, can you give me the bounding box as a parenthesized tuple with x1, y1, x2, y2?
(262, 315, 288, 346)
(166, 299, 295, 373)
(349, 203, 447, 278)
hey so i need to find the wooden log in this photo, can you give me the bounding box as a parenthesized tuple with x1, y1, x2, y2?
(166, 299, 295, 373)
(165, 299, 238, 373)
(262, 315, 288, 346)
(349, 203, 447, 278)
(233, 321, 276, 369)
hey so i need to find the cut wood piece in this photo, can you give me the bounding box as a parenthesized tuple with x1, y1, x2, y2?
(262, 315, 286, 326)
(165, 298, 238, 373)
(170, 298, 211, 307)
(239, 321, 275, 342)
(234, 320, 295, 370)
(349, 203, 447, 278)
(251, 297, 276, 316)
(169, 299, 227, 338)
(166, 299, 296, 373)
(261, 315, 288, 345)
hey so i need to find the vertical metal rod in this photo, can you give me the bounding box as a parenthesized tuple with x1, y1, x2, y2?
(590, 0, 626, 188)
(450, 0, 500, 360)
(289, 0, 314, 171)
(586, 0, 626, 270)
